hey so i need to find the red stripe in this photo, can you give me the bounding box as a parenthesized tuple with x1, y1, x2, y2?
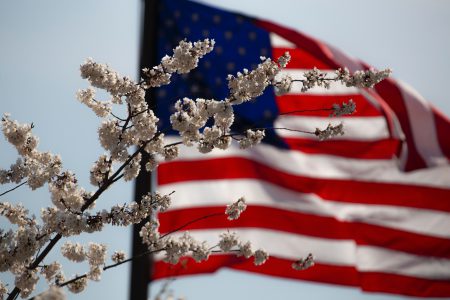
(276, 94, 382, 117)
(360, 272, 450, 298)
(158, 158, 450, 212)
(272, 47, 332, 69)
(158, 206, 450, 258)
(152, 254, 359, 286)
(256, 20, 341, 70)
(284, 137, 400, 159)
(374, 78, 427, 171)
(433, 107, 450, 161)
(152, 255, 450, 297)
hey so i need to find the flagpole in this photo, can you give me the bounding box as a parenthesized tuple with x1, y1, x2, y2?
(129, 0, 159, 300)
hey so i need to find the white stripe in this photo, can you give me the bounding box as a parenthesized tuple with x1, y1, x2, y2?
(156, 228, 356, 266)
(358, 246, 450, 280)
(270, 33, 296, 48)
(274, 115, 390, 141)
(164, 137, 450, 188)
(160, 179, 450, 238)
(278, 69, 359, 95)
(327, 44, 365, 73)
(397, 80, 448, 167)
(154, 228, 450, 279)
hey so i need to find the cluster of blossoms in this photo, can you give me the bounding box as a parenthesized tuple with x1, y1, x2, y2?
(1, 114, 62, 190)
(143, 39, 215, 88)
(228, 53, 291, 104)
(0, 36, 390, 299)
(298, 67, 391, 93)
(34, 286, 65, 300)
(330, 99, 356, 117)
(59, 242, 108, 292)
(40, 191, 171, 237)
(218, 232, 269, 266)
(225, 196, 247, 220)
(291, 253, 315, 271)
(40, 262, 62, 283)
(111, 251, 126, 264)
(315, 123, 344, 141)
(336, 67, 392, 88)
(139, 199, 267, 267)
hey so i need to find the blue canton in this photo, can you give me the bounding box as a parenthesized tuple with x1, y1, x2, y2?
(156, 0, 287, 148)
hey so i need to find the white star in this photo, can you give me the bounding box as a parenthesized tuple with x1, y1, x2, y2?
(213, 15, 221, 24)
(224, 31, 233, 40)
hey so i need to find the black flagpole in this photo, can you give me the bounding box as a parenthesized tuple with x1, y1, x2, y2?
(129, 0, 159, 300)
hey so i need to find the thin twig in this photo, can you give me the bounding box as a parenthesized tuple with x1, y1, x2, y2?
(279, 108, 332, 115)
(160, 212, 223, 239)
(0, 181, 28, 197)
(110, 112, 127, 122)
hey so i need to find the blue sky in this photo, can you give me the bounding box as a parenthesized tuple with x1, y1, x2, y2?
(0, 1, 449, 299)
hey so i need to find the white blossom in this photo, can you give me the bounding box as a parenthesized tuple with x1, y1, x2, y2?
(1, 115, 62, 190)
(0, 202, 30, 226)
(35, 286, 66, 300)
(227, 56, 284, 105)
(163, 146, 179, 161)
(76, 88, 111, 118)
(148, 192, 171, 212)
(87, 243, 107, 267)
(97, 120, 128, 161)
(144, 133, 165, 154)
(67, 277, 87, 294)
(237, 241, 253, 259)
(145, 156, 158, 172)
(291, 253, 315, 271)
(90, 155, 112, 186)
(40, 262, 62, 282)
(238, 129, 265, 149)
(61, 242, 86, 263)
(87, 265, 102, 281)
(139, 220, 161, 249)
(277, 51, 291, 68)
(315, 123, 344, 141)
(163, 233, 192, 264)
(15, 269, 39, 298)
(48, 171, 87, 212)
(143, 39, 215, 88)
(0, 281, 8, 300)
(218, 232, 239, 252)
(1, 113, 37, 156)
(253, 249, 269, 266)
(161, 39, 215, 74)
(123, 153, 141, 181)
(80, 58, 139, 96)
(190, 241, 210, 263)
(336, 67, 392, 88)
(225, 197, 247, 220)
(301, 67, 330, 92)
(331, 99, 356, 117)
(111, 251, 126, 264)
(275, 74, 293, 96)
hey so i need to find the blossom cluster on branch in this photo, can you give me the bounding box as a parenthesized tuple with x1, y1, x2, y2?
(0, 37, 389, 300)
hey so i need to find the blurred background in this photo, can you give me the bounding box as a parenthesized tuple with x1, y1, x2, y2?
(0, 1, 449, 299)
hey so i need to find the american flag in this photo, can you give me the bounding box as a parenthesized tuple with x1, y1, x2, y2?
(151, 0, 450, 297)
